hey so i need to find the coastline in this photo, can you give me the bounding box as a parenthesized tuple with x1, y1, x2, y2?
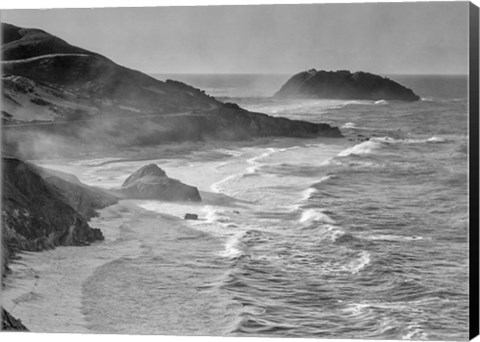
(2, 137, 348, 334)
(2, 201, 143, 332)
(2, 200, 209, 333)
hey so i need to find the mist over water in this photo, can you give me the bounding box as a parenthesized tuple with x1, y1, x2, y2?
(4, 74, 468, 340)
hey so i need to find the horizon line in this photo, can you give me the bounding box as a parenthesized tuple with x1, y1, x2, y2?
(147, 71, 469, 76)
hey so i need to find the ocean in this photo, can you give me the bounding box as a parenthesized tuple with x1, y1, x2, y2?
(2, 73, 469, 340)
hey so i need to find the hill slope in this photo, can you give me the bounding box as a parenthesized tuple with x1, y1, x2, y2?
(2, 23, 342, 158)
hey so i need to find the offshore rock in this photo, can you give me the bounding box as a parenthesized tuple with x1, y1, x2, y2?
(184, 213, 199, 220)
(275, 69, 420, 101)
(121, 164, 201, 202)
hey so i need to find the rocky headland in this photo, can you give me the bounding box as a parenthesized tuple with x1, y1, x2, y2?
(121, 164, 201, 201)
(274, 69, 420, 101)
(1, 156, 118, 330)
(2, 23, 343, 159)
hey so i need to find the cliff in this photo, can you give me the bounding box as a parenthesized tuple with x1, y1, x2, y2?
(33, 165, 118, 220)
(274, 69, 420, 101)
(121, 164, 201, 201)
(1, 157, 106, 262)
(2, 23, 342, 159)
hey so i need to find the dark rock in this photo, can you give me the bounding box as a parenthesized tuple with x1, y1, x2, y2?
(1, 157, 119, 331)
(184, 213, 198, 220)
(275, 69, 420, 101)
(2, 308, 28, 331)
(1, 157, 106, 280)
(40, 173, 118, 220)
(223, 102, 241, 110)
(121, 164, 201, 202)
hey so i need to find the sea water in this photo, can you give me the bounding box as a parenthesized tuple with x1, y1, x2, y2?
(3, 74, 469, 340)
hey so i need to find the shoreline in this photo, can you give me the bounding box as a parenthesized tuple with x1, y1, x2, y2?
(2, 200, 201, 333)
(2, 138, 350, 333)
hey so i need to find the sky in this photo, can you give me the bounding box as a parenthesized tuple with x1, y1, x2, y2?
(1, 1, 470, 75)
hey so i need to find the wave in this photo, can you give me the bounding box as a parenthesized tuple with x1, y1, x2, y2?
(374, 99, 389, 105)
(299, 176, 332, 201)
(341, 302, 372, 317)
(299, 208, 335, 225)
(344, 250, 371, 274)
(366, 234, 427, 242)
(372, 136, 448, 144)
(218, 234, 246, 259)
(323, 224, 347, 242)
(70, 157, 124, 167)
(426, 136, 447, 143)
(204, 206, 232, 225)
(338, 136, 449, 157)
(341, 301, 429, 339)
(210, 174, 243, 193)
(338, 140, 383, 157)
(341, 122, 357, 129)
(403, 323, 429, 340)
(300, 187, 318, 202)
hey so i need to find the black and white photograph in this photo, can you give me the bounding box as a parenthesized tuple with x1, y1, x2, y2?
(1, 1, 478, 341)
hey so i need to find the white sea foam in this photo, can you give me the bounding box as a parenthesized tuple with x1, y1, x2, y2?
(210, 174, 242, 193)
(338, 140, 383, 157)
(323, 224, 346, 242)
(374, 99, 389, 105)
(338, 136, 448, 157)
(298, 176, 332, 201)
(70, 157, 124, 166)
(426, 136, 446, 143)
(204, 206, 231, 225)
(244, 166, 258, 175)
(341, 122, 357, 129)
(344, 251, 371, 274)
(367, 234, 427, 242)
(218, 234, 244, 259)
(299, 209, 335, 225)
(300, 187, 318, 202)
(402, 323, 429, 340)
(374, 136, 447, 144)
(341, 303, 371, 316)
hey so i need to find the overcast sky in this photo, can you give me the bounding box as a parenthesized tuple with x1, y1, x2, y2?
(1, 2, 469, 74)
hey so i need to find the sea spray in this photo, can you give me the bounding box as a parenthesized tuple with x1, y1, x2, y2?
(299, 208, 335, 225)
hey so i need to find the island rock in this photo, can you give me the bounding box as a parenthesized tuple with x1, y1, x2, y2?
(274, 69, 420, 101)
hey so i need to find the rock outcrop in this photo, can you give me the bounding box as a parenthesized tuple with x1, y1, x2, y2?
(1, 308, 28, 331)
(274, 69, 420, 101)
(2, 23, 343, 159)
(1, 157, 120, 331)
(121, 164, 201, 201)
(1, 157, 106, 278)
(42, 176, 117, 220)
(184, 213, 199, 220)
(33, 166, 118, 220)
